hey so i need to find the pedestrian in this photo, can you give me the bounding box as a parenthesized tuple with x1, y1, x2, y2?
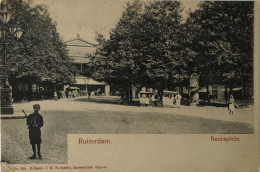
(228, 95, 235, 114)
(53, 91, 58, 100)
(27, 104, 44, 159)
(68, 91, 72, 98)
(172, 95, 177, 108)
(194, 92, 199, 104)
(175, 93, 182, 108)
(71, 90, 75, 98)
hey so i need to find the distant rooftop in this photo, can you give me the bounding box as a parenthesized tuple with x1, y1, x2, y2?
(65, 34, 96, 47)
(75, 76, 106, 85)
(65, 34, 97, 63)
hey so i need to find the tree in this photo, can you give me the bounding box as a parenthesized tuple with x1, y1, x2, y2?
(3, 0, 76, 100)
(139, 1, 187, 90)
(185, 1, 253, 88)
(93, 1, 186, 101)
(93, 1, 144, 101)
(93, 1, 253, 101)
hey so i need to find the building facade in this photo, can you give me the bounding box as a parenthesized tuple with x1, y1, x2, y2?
(65, 34, 110, 96)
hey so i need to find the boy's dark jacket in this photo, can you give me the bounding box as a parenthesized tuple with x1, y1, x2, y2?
(27, 112, 44, 130)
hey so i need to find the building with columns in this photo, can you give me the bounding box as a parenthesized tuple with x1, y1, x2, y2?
(65, 34, 110, 96)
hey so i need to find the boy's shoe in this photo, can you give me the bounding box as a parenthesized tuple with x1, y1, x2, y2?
(29, 155, 36, 159)
(38, 153, 42, 159)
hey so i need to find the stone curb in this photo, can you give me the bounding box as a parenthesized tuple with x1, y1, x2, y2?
(1, 113, 27, 119)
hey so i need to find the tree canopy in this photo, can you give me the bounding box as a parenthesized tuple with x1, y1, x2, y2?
(92, 1, 253, 98)
(3, 0, 76, 85)
(185, 1, 253, 87)
(93, 1, 186, 93)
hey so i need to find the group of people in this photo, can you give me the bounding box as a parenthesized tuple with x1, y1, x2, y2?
(150, 92, 182, 108)
(172, 92, 235, 113)
(52, 90, 79, 100)
(67, 90, 79, 98)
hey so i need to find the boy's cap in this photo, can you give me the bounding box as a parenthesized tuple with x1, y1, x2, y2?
(33, 104, 40, 109)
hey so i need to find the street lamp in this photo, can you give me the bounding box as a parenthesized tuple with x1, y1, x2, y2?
(0, 0, 23, 114)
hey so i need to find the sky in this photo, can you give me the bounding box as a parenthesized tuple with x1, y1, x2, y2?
(31, 0, 199, 43)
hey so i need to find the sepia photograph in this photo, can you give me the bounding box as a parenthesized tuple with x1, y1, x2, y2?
(0, 0, 257, 168)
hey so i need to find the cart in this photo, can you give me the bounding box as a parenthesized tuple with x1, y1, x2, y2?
(162, 90, 178, 107)
(139, 91, 153, 106)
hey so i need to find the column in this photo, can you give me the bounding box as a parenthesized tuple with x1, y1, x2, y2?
(105, 85, 110, 96)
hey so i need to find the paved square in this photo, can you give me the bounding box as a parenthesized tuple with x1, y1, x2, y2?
(1, 97, 253, 164)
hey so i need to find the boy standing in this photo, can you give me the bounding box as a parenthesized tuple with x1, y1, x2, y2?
(27, 104, 44, 159)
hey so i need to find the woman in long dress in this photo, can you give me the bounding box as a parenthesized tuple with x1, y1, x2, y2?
(228, 95, 235, 114)
(175, 93, 182, 108)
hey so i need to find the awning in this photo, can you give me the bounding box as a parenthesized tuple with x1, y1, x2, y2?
(199, 88, 207, 92)
(75, 76, 106, 85)
(220, 87, 242, 91)
(163, 90, 178, 94)
(220, 88, 227, 91)
(232, 87, 243, 91)
(68, 87, 80, 90)
(139, 91, 152, 94)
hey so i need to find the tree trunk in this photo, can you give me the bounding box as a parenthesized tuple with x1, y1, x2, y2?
(230, 86, 233, 96)
(207, 85, 209, 94)
(28, 78, 32, 101)
(164, 79, 168, 90)
(55, 81, 59, 99)
(129, 84, 133, 102)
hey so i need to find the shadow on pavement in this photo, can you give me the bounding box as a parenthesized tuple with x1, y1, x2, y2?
(197, 100, 253, 109)
(74, 96, 141, 106)
(197, 102, 228, 107)
(73, 96, 253, 110)
(74, 97, 121, 105)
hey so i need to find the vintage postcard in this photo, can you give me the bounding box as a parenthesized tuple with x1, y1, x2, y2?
(1, 0, 259, 171)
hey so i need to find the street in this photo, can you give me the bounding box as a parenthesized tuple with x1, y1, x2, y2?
(1, 96, 254, 164)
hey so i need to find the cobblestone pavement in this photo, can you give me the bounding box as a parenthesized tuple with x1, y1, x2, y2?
(1, 97, 254, 164)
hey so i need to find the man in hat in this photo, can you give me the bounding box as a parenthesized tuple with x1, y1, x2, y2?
(27, 104, 44, 159)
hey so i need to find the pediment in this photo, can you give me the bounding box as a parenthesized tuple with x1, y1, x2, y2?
(66, 38, 96, 47)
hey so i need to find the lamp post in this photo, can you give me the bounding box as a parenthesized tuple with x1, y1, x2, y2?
(0, 0, 23, 114)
